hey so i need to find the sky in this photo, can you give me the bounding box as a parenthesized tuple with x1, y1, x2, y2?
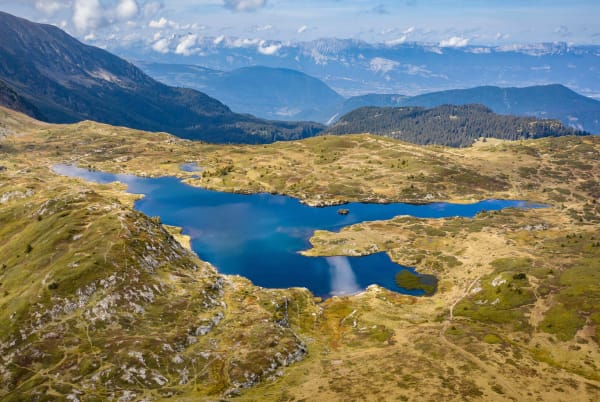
(1, 0, 599, 52)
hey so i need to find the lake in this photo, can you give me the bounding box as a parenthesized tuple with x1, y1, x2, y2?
(53, 164, 542, 298)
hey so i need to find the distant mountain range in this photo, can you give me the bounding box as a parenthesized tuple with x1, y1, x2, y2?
(139, 61, 600, 133)
(342, 85, 600, 134)
(0, 12, 323, 144)
(326, 104, 587, 147)
(401, 85, 600, 133)
(117, 37, 600, 100)
(0, 11, 596, 147)
(139, 63, 343, 123)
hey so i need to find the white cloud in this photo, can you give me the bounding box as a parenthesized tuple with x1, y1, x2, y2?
(229, 37, 261, 48)
(71, 0, 140, 32)
(149, 17, 168, 28)
(257, 40, 281, 55)
(34, 0, 70, 15)
(385, 36, 408, 46)
(213, 35, 225, 45)
(495, 32, 510, 41)
(73, 0, 103, 32)
(385, 26, 415, 46)
(555, 25, 571, 37)
(152, 38, 170, 54)
(531, 65, 551, 71)
(297, 25, 307, 34)
(116, 0, 138, 20)
(84, 32, 96, 41)
(223, 0, 267, 12)
(403, 64, 428, 75)
(175, 34, 199, 56)
(467, 47, 492, 54)
(439, 36, 469, 48)
(369, 57, 399, 73)
(255, 24, 272, 32)
(142, 1, 162, 17)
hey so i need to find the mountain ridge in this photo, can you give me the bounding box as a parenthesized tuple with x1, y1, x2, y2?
(116, 36, 600, 99)
(138, 63, 344, 122)
(0, 11, 324, 144)
(401, 84, 600, 133)
(137, 60, 600, 132)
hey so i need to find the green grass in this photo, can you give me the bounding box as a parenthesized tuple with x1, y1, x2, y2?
(491, 257, 533, 273)
(455, 271, 535, 329)
(540, 304, 586, 341)
(395, 270, 436, 296)
(482, 333, 503, 344)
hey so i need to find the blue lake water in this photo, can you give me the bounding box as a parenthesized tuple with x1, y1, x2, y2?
(53, 164, 543, 298)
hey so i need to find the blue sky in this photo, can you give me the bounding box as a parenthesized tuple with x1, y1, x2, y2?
(1, 0, 599, 49)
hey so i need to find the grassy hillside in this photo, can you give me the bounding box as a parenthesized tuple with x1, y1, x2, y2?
(1, 107, 599, 401)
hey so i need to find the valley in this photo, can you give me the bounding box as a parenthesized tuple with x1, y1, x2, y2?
(1, 107, 599, 400)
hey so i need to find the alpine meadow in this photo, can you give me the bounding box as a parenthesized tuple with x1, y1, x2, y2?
(0, 1, 599, 401)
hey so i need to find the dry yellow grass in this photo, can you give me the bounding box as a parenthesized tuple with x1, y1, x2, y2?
(1, 107, 599, 401)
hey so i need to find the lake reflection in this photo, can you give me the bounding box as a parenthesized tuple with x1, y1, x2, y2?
(327, 256, 361, 296)
(53, 164, 544, 298)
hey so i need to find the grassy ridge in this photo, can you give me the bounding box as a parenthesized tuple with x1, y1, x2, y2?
(0, 126, 315, 399)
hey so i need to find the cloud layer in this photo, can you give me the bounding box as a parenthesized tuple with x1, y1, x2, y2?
(439, 36, 469, 48)
(1, 0, 598, 48)
(223, 0, 267, 12)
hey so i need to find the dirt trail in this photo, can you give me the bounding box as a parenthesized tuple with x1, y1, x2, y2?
(449, 275, 481, 321)
(440, 274, 523, 398)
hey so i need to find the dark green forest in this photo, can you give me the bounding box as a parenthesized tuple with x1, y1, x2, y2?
(326, 104, 587, 147)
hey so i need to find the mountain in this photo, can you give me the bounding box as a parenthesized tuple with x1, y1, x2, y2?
(401, 84, 600, 133)
(138, 63, 344, 122)
(0, 78, 43, 120)
(0, 12, 323, 143)
(326, 104, 587, 147)
(137, 56, 600, 130)
(335, 85, 600, 133)
(334, 94, 409, 121)
(115, 37, 600, 99)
